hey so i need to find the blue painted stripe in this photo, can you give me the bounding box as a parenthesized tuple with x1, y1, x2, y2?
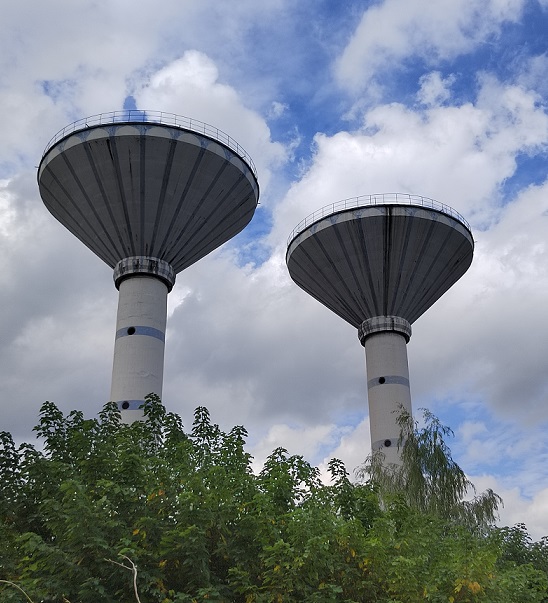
(372, 438, 400, 450)
(115, 326, 165, 342)
(367, 375, 410, 389)
(117, 399, 144, 411)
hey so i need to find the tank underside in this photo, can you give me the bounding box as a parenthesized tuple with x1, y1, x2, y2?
(38, 122, 259, 273)
(286, 204, 474, 328)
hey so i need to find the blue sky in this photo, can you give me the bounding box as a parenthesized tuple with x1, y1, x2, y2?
(1, 0, 548, 538)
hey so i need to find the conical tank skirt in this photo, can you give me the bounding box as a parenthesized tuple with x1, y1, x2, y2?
(286, 204, 474, 328)
(38, 122, 259, 273)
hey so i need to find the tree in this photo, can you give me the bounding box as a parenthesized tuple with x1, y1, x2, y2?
(360, 408, 502, 528)
(0, 397, 546, 602)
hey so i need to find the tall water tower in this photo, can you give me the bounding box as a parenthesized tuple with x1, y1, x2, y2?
(38, 111, 259, 421)
(286, 194, 473, 465)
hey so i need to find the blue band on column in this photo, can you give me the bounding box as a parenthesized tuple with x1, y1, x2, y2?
(115, 326, 165, 342)
(372, 438, 402, 451)
(367, 375, 410, 389)
(117, 400, 144, 411)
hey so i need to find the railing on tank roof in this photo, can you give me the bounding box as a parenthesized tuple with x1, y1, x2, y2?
(42, 110, 257, 179)
(287, 193, 471, 246)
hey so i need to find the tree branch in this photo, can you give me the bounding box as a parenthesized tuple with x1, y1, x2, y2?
(105, 555, 141, 603)
(0, 580, 35, 603)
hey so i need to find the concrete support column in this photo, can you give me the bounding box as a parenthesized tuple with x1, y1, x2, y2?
(111, 257, 175, 422)
(359, 316, 412, 465)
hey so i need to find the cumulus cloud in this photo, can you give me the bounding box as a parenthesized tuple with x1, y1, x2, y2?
(473, 474, 548, 539)
(417, 71, 455, 106)
(335, 0, 524, 93)
(0, 1, 175, 170)
(408, 182, 548, 423)
(269, 74, 548, 250)
(0, 174, 116, 438)
(249, 422, 344, 471)
(0, 0, 289, 175)
(516, 52, 548, 96)
(268, 101, 289, 119)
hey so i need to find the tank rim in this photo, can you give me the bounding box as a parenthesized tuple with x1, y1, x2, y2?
(40, 109, 257, 180)
(287, 193, 471, 247)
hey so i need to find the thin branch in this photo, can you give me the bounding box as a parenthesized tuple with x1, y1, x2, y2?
(0, 580, 35, 603)
(105, 555, 141, 603)
(105, 557, 132, 571)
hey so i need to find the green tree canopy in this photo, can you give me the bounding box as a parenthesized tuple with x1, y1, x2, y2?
(0, 397, 546, 602)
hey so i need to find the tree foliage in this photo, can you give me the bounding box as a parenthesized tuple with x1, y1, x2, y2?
(360, 408, 503, 528)
(0, 397, 546, 602)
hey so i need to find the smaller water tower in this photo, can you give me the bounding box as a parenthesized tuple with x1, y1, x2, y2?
(286, 194, 474, 464)
(38, 110, 259, 421)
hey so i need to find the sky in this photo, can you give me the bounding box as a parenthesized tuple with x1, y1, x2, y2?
(1, 0, 548, 538)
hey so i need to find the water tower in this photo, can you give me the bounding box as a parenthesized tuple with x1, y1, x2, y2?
(38, 111, 259, 421)
(286, 194, 473, 464)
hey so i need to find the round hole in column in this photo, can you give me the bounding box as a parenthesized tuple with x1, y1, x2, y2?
(121, 401, 130, 410)
(378, 376, 386, 384)
(127, 326, 136, 335)
(384, 439, 392, 447)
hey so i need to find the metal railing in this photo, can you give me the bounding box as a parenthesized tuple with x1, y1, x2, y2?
(42, 110, 257, 178)
(287, 193, 471, 245)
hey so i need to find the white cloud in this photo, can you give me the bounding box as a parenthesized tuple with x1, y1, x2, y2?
(517, 52, 548, 97)
(268, 101, 289, 119)
(0, 180, 18, 239)
(473, 475, 548, 539)
(408, 182, 548, 425)
(249, 422, 341, 472)
(270, 76, 548, 251)
(0, 1, 290, 175)
(318, 418, 372, 480)
(336, 0, 524, 93)
(0, 1, 171, 169)
(417, 72, 455, 106)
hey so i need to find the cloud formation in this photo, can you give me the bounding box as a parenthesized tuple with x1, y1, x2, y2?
(336, 0, 524, 93)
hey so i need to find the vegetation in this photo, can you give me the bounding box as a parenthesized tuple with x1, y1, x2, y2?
(0, 396, 547, 602)
(361, 408, 503, 527)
